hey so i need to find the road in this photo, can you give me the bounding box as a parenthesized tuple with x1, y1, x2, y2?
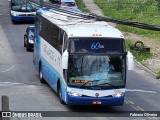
(0, 0, 160, 120)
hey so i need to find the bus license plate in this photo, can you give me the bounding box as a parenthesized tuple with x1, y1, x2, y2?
(92, 100, 102, 104)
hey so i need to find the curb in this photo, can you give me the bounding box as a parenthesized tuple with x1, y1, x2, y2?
(135, 60, 157, 77)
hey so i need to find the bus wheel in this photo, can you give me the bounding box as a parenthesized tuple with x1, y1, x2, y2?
(58, 84, 65, 104)
(39, 64, 45, 83)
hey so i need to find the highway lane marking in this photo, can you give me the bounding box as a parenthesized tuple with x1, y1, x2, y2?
(127, 100, 135, 105)
(1, 65, 15, 73)
(131, 105, 139, 111)
(136, 106, 144, 111)
(124, 100, 129, 104)
(0, 82, 22, 85)
(0, 14, 10, 16)
(125, 88, 157, 93)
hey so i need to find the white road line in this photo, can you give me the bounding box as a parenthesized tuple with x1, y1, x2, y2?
(1, 65, 15, 73)
(0, 82, 22, 85)
(0, 14, 10, 16)
(127, 100, 135, 105)
(131, 105, 139, 111)
(136, 106, 144, 111)
(125, 88, 157, 93)
(124, 100, 129, 104)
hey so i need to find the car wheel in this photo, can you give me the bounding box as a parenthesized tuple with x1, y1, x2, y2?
(58, 84, 65, 104)
(39, 64, 46, 83)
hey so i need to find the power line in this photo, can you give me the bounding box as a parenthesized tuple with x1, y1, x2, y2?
(31, 0, 160, 31)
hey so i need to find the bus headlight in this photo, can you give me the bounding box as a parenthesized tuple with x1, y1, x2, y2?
(112, 90, 124, 97)
(11, 13, 18, 16)
(28, 39, 34, 44)
(68, 91, 82, 96)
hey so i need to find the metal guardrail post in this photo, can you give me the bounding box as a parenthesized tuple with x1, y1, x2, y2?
(2, 96, 10, 120)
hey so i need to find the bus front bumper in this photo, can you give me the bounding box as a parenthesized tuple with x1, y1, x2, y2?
(11, 15, 35, 22)
(66, 93, 124, 106)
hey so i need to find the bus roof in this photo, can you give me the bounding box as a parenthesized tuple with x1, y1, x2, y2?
(37, 8, 124, 38)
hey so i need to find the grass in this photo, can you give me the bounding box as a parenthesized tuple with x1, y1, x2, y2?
(75, 0, 90, 12)
(94, 0, 160, 40)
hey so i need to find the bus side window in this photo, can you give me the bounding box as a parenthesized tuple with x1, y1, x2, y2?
(58, 30, 64, 54)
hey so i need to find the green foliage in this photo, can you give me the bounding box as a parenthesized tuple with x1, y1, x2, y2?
(117, 25, 160, 40)
(75, 0, 90, 12)
(94, 0, 160, 40)
(155, 0, 160, 10)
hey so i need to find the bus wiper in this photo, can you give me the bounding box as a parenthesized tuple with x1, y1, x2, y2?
(80, 79, 120, 88)
(80, 80, 101, 88)
(93, 82, 120, 88)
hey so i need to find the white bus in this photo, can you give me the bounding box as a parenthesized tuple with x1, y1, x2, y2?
(10, 0, 40, 22)
(33, 7, 134, 106)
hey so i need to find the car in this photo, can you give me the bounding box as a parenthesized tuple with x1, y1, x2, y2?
(49, 0, 77, 8)
(24, 25, 35, 52)
(60, 0, 77, 8)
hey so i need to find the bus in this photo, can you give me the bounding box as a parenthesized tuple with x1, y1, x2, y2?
(10, 0, 40, 22)
(33, 7, 134, 106)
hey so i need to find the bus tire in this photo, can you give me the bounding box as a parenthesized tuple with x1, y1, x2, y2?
(39, 64, 46, 83)
(58, 83, 65, 104)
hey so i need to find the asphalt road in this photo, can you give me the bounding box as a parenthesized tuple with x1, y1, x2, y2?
(0, 0, 160, 120)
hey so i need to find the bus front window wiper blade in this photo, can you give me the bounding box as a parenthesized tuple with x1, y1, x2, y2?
(94, 82, 120, 88)
(80, 79, 120, 88)
(80, 80, 101, 88)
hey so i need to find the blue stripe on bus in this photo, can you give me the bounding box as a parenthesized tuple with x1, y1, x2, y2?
(41, 56, 67, 102)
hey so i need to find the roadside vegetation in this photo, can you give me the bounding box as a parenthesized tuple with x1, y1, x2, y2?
(75, 0, 90, 12)
(94, 0, 160, 40)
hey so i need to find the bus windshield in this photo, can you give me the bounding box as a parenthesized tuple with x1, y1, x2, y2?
(67, 55, 126, 89)
(11, 0, 39, 12)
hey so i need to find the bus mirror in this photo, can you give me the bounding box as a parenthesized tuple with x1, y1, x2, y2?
(127, 51, 134, 70)
(62, 50, 69, 69)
